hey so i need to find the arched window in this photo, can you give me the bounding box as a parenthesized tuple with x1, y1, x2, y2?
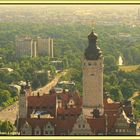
(43, 122, 54, 135)
(21, 122, 32, 135)
(34, 126, 41, 135)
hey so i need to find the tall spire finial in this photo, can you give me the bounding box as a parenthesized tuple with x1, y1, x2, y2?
(92, 27, 94, 33)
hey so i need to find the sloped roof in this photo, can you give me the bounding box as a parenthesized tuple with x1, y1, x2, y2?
(28, 94, 56, 107)
(57, 107, 82, 115)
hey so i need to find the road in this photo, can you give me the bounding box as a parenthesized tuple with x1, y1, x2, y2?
(0, 101, 18, 123)
(32, 70, 67, 96)
(0, 70, 68, 123)
(129, 92, 140, 103)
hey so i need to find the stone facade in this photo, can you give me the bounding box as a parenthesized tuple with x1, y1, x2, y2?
(20, 122, 32, 135)
(70, 113, 94, 135)
(19, 90, 27, 118)
(113, 110, 136, 135)
(43, 122, 54, 135)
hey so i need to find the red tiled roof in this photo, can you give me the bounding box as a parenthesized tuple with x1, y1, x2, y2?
(104, 98, 121, 110)
(58, 92, 82, 108)
(87, 114, 117, 134)
(87, 117, 106, 133)
(107, 115, 117, 130)
(28, 94, 56, 107)
(18, 118, 55, 131)
(55, 119, 76, 135)
(57, 107, 82, 115)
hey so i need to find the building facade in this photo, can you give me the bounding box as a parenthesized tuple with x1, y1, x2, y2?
(15, 35, 54, 58)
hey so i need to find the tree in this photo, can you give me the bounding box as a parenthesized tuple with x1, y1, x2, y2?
(0, 90, 11, 105)
(1, 120, 14, 134)
(110, 87, 124, 101)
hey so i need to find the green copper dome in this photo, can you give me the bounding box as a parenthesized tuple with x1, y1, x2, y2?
(84, 30, 102, 60)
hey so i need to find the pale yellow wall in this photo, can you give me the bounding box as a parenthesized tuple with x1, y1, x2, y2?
(82, 57, 104, 116)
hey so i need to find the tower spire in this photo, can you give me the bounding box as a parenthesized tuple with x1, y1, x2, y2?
(84, 30, 102, 60)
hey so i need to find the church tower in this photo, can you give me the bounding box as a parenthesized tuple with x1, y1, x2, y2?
(83, 30, 104, 117)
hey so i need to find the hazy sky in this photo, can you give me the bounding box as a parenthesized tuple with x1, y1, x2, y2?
(0, 5, 139, 13)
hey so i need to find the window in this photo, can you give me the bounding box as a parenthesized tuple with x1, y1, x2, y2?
(36, 106, 39, 109)
(91, 74, 94, 76)
(78, 124, 81, 128)
(116, 129, 118, 132)
(50, 131, 53, 134)
(88, 63, 91, 66)
(22, 131, 25, 134)
(45, 131, 48, 134)
(48, 125, 50, 128)
(83, 124, 85, 128)
(36, 131, 40, 135)
(42, 106, 46, 109)
(71, 114, 74, 117)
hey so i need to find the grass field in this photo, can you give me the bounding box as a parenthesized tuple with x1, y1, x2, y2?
(119, 65, 140, 72)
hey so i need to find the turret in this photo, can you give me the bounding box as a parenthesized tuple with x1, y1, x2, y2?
(19, 81, 31, 118)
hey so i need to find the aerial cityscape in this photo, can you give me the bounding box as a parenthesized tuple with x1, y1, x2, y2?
(0, 5, 140, 136)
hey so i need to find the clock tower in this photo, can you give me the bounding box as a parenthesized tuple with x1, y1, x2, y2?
(83, 30, 104, 117)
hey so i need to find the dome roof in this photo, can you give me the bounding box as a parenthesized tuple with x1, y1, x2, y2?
(84, 30, 102, 60)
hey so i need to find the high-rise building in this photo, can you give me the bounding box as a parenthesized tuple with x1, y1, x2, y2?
(36, 37, 48, 56)
(47, 37, 54, 58)
(32, 40, 37, 57)
(82, 30, 104, 117)
(15, 36, 54, 58)
(138, 8, 140, 20)
(15, 35, 33, 58)
(50, 38, 54, 58)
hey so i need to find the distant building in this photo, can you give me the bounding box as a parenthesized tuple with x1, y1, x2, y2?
(15, 35, 54, 58)
(118, 56, 123, 66)
(51, 61, 63, 72)
(15, 35, 34, 58)
(16, 31, 136, 136)
(138, 8, 140, 20)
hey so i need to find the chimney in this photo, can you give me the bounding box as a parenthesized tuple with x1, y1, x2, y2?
(38, 114, 40, 119)
(37, 92, 40, 97)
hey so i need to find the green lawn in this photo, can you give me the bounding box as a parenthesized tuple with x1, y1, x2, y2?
(119, 65, 140, 72)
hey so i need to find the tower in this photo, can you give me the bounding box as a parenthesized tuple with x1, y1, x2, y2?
(50, 38, 54, 58)
(82, 30, 104, 117)
(19, 81, 31, 118)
